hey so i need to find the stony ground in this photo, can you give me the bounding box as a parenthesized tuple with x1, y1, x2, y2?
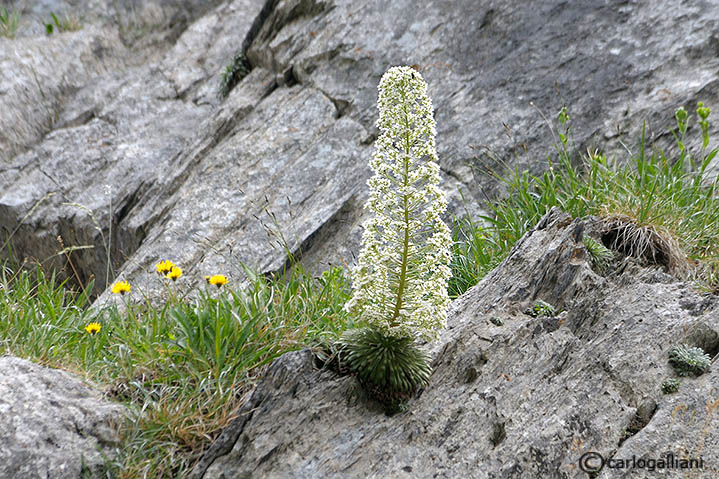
(194, 210, 719, 479)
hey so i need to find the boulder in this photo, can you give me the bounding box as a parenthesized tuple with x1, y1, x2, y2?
(0, 355, 127, 478)
(192, 209, 719, 479)
(2, 0, 719, 301)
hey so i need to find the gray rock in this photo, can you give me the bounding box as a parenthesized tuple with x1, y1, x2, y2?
(0, 355, 126, 479)
(0, 0, 262, 295)
(194, 209, 719, 479)
(0, 25, 127, 163)
(4, 0, 719, 303)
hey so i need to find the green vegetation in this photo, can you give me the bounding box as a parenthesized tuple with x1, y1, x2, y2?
(489, 315, 504, 326)
(45, 11, 82, 34)
(0, 6, 20, 38)
(525, 300, 556, 318)
(448, 213, 504, 297)
(583, 235, 613, 273)
(337, 327, 431, 412)
(217, 51, 252, 99)
(450, 103, 719, 296)
(0, 263, 351, 478)
(661, 378, 681, 394)
(668, 344, 711, 377)
(0, 7, 81, 38)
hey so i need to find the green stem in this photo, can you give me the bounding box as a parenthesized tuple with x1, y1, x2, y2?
(390, 81, 412, 326)
(215, 298, 221, 380)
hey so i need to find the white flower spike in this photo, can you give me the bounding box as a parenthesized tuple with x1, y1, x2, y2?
(345, 66, 452, 342)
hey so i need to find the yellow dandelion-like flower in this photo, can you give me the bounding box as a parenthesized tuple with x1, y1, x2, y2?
(204, 275, 211, 284)
(156, 260, 175, 276)
(208, 274, 228, 288)
(111, 281, 131, 295)
(85, 322, 101, 335)
(167, 266, 182, 281)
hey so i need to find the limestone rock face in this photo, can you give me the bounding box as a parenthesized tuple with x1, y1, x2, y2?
(0, 355, 126, 479)
(193, 209, 719, 479)
(3, 1, 719, 478)
(2, 0, 719, 301)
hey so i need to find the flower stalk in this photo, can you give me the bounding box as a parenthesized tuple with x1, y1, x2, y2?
(344, 66, 452, 342)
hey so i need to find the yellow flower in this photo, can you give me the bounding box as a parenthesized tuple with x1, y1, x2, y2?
(156, 260, 175, 276)
(85, 322, 101, 335)
(208, 274, 228, 288)
(167, 266, 182, 281)
(111, 281, 131, 295)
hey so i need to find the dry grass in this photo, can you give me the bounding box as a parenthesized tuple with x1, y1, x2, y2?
(600, 212, 690, 277)
(671, 397, 719, 478)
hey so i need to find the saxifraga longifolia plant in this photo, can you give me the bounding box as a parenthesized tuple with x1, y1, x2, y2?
(340, 66, 452, 412)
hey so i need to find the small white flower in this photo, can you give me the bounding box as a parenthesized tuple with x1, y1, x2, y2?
(345, 66, 452, 342)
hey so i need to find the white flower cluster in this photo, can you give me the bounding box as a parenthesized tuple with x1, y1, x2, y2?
(345, 66, 452, 342)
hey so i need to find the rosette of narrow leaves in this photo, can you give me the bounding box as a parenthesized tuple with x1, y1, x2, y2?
(661, 378, 680, 394)
(668, 344, 711, 377)
(583, 236, 613, 273)
(525, 300, 556, 318)
(344, 66, 452, 342)
(338, 327, 431, 407)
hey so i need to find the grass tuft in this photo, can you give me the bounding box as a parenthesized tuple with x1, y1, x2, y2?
(217, 52, 252, 99)
(525, 300, 556, 318)
(0, 6, 20, 39)
(450, 103, 719, 296)
(0, 263, 352, 478)
(45, 11, 82, 34)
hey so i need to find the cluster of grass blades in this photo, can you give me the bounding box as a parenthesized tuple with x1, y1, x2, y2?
(583, 236, 613, 274)
(448, 211, 505, 298)
(0, 262, 352, 478)
(217, 51, 251, 99)
(450, 103, 719, 296)
(0, 6, 21, 39)
(45, 11, 82, 34)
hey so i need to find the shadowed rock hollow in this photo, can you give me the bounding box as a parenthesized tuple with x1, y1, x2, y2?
(192, 209, 719, 479)
(2, 0, 719, 300)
